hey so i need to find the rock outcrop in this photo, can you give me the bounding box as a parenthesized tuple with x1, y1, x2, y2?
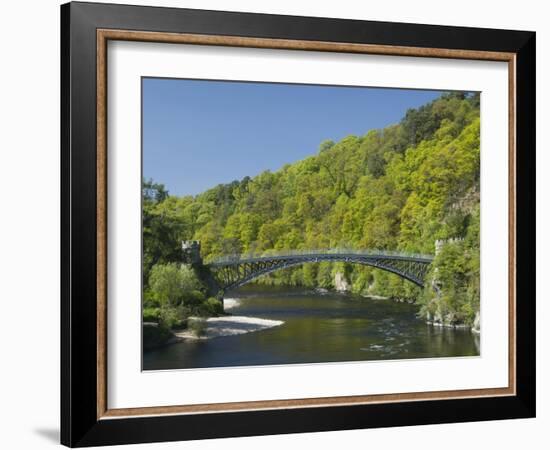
(471, 311, 481, 334)
(334, 271, 351, 292)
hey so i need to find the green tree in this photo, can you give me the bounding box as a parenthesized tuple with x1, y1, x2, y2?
(148, 263, 202, 307)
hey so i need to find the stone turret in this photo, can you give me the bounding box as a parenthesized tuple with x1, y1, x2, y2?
(182, 240, 202, 265)
(181, 240, 222, 300)
(435, 237, 464, 256)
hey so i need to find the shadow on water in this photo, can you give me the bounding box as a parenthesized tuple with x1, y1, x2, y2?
(143, 285, 480, 370)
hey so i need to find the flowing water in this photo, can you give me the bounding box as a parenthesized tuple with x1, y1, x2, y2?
(143, 285, 479, 371)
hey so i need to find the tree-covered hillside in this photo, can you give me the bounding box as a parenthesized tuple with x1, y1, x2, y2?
(143, 92, 480, 330)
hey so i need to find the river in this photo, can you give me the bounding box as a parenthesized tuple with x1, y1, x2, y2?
(143, 285, 479, 371)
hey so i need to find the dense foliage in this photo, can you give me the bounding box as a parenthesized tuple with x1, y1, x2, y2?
(143, 92, 481, 330)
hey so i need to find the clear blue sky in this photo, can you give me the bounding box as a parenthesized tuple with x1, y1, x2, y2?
(143, 78, 445, 196)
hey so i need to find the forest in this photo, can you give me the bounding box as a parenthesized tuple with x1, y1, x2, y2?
(142, 92, 481, 344)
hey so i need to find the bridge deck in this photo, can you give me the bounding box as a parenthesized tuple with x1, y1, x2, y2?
(209, 250, 434, 267)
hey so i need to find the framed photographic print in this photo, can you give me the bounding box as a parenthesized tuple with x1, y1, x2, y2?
(61, 1, 536, 447)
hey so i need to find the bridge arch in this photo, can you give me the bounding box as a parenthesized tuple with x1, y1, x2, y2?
(207, 252, 433, 295)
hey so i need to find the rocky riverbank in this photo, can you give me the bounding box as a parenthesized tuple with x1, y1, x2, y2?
(333, 271, 479, 332)
(425, 310, 480, 332)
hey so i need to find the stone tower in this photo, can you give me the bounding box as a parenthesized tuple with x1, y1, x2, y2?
(182, 240, 202, 265)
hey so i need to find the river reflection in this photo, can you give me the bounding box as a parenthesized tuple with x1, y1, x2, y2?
(143, 285, 480, 370)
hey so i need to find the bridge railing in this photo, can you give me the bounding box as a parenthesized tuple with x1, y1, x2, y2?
(207, 248, 434, 265)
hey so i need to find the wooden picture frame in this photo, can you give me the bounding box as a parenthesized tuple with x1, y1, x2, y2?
(61, 1, 535, 446)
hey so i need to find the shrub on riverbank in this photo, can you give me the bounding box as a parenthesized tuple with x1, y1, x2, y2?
(187, 317, 208, 337)
(143, 263, 223, 330)
(143, 323, 174, 351)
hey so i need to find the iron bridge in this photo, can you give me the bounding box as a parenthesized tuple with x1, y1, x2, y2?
(206, 249, 434, 293)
